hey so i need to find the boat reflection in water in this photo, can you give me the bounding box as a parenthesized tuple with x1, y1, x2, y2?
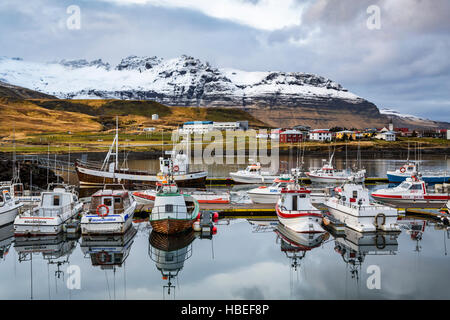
(148, 229, 197, 299)
(275, 223, 328, 270)
(14, 233, 79, 299)
(334, 228, 399, 281)
(0, 224, 14, 262)
(81, 225, 137, 269)
(80, 225, 137, 299)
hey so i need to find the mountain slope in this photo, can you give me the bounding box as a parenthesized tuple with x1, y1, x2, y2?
(0, 55, 387, 128)
(380, 108, 450, 130)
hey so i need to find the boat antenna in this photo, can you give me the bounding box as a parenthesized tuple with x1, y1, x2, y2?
(116, 116, 119, 172)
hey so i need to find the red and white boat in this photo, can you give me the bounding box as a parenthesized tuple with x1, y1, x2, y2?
(133, 185, 230, 205)
(275, 184, 325, 233)
(371, 176, 450, 208)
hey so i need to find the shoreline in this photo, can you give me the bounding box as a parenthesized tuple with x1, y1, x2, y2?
(2, 144, 450, 160)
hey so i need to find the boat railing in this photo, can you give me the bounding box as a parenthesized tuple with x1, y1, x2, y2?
(150, 204, 196, 221)
(88, 207, 126, 215)
(335, 198, 387, 210)
(32, 204, 73, 217)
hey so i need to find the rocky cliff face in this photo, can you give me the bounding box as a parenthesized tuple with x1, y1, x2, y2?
(0, 55, 387, 128)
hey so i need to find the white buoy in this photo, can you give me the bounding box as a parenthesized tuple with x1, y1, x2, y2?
(193, 220, 201, 232)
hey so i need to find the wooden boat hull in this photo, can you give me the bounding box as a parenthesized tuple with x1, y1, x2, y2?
(150, 218, 196, 235)
(75, 163, 207, 188)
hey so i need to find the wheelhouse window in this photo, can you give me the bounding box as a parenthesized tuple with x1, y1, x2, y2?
(353, 190, 358, 198)
(165, 204, 174, 212)
(104, 198, 112, 206)
(410, 184, 423, 190)
(114, 197, 121, 204)
(53, 195, 60, 206)
(4, 193, 11, 201)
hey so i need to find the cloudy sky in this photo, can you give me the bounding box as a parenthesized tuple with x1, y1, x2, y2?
(0, 0, 449, 121)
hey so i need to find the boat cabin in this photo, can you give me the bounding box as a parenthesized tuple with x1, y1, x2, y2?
(0, 190, 12, 204)
(279, 185, 316, 212)
(334, 184, 370, 206)
(37, 188, 75, 216)
(0, 182, 24, 198)
(246, 163, 261, 173)
(159, 153, 189, 175)
(271, 177, 295, 188)
(90, 189, 132, 216)
(396, 178, 426, 193)
(398, 163, 417, 174)
(151, 182, 196, 220)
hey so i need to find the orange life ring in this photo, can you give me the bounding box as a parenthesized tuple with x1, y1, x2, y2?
(400, 167, 406, 173)
(173, 165, 179, 172)
(96, 204, 109, 217)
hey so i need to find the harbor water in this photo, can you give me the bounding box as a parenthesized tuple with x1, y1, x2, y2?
(0, 155, 449, 300)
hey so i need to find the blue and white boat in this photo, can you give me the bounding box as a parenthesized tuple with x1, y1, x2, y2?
(81, 184, 136, 235)
(387, 162, 450, 184)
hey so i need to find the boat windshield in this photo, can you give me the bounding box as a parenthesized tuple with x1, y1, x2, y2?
(398, 182, 412, 190)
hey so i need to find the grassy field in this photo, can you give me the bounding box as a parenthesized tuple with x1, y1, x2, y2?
(2, 130, 450, 155)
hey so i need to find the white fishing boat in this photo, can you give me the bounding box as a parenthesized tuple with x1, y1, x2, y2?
(275, 183, 325, 233)
(0, 189, 23, 226)
(306, 153, 365, 184)
(371, 176, 450, 208)
(248, 176, 295, 204)
(324, 183, 399, 232)
(387, 161, 450, 184)
(229, 161, 278, 184)
(150, 177, 200, 235)
(248, 175, 330, 204)
(81, 184, 137, 235)
(14, 184, 82, 236)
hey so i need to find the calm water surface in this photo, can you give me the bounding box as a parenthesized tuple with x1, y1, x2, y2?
(3, 155, 449, 300)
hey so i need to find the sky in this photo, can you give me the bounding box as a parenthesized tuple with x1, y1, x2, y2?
(0, 0, 449, 121)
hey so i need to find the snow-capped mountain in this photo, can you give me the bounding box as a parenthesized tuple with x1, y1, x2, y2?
(0, 55, 384, 127)
(380, 108, 425, 121)
(379, 108, 450, 130)
(0, 55, 361, 103)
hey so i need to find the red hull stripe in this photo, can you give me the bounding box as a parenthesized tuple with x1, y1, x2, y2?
(372, 194, 450, 200)
(275, 204, 322, 218)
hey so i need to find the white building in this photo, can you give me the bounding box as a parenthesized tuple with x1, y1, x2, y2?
(180, 121, 248, 134)
(152, 114, 159, 120)
(447, 130, 450, 140)
(143, 127, 156, 132)
(309, 129, 332, 141)
(179, 121, 214, 134)
(375, 131, 396, 141)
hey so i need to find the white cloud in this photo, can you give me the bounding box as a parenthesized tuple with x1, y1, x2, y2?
(98, 0, 306, 31)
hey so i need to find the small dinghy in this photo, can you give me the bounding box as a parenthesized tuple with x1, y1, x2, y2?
(149, 177, 199, 235)
(14, 184, 82, 236)
(276, 183, 325, 233)
(325, 183, 399, 232)
(81, 184, 137, 235)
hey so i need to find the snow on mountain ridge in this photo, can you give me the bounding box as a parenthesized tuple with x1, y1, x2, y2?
(0, 55, 362, 105)
(380, 108, 426, 121)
